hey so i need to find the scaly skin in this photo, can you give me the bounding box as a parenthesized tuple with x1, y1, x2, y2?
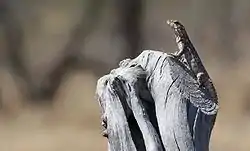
(167, 20, 218, 102)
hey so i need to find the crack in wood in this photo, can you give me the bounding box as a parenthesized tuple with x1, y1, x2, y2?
(96, 20, 218, 151)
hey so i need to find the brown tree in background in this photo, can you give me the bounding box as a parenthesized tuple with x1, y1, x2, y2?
(191, 0, 238, 62)
(114, 0, 143, 58)
(0, 0, 143, 102)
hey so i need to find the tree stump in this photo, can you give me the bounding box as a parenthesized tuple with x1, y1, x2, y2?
(95, 20, 218, 151)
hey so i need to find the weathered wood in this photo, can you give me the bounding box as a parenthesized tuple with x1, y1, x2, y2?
(96, 20, 218, 151)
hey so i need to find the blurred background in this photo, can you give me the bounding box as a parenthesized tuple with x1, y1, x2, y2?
(0, 0, 250, 150)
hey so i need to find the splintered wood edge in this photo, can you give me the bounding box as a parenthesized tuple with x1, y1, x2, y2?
(96, 20, 218, 151)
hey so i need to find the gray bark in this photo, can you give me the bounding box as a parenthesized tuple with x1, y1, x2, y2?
(96, 20, 218, 151)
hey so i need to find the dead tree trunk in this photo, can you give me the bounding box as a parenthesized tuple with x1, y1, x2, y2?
(96, 20, 218, 151)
